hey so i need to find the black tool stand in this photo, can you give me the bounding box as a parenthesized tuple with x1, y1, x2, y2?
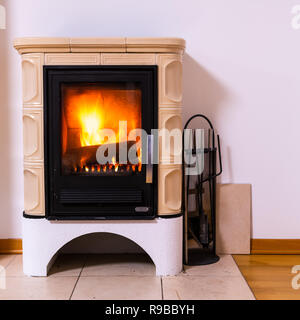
(182, 114, 222, 266)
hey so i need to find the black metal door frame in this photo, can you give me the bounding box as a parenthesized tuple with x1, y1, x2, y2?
(44, 66, 157, 220)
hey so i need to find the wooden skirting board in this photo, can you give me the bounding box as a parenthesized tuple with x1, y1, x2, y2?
(251, 239, 300, 254)
(0, 239, 22, 254)
(1, 238, 300, 255)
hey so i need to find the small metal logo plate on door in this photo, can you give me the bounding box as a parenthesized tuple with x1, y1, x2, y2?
(135, 207, 149, 213)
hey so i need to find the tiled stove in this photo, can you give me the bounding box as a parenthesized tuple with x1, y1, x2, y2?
(14, 37, 185, 276)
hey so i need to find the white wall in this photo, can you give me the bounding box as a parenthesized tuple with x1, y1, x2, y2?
(1, 0, 300, 239)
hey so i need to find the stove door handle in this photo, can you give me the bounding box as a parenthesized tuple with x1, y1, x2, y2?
(146, 135, 153, 184)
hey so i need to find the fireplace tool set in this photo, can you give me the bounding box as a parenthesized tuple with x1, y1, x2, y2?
(182, 114, 222, 265)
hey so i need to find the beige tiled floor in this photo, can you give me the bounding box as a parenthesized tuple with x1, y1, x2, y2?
(81, 254, 155, 276)
(163, 276, 254, 300)
(0, 254, 255, 300)
(72, 276, 162, 300)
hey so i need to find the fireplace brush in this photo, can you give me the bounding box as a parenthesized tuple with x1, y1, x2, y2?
(182, 114, 222, 265)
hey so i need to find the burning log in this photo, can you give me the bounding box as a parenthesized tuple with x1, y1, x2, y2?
(62, 141, 138, 170)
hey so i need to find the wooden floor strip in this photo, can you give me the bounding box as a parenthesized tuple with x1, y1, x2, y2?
(234, 254, 300, 300)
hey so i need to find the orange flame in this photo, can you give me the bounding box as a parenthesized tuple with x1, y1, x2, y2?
(79, 107, 103, 146)
(62, 84, 143, 172)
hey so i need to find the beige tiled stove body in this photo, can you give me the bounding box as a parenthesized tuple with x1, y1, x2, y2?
(14, 38, 185, 218)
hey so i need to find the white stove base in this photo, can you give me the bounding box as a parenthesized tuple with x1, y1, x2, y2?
(22, 216, 182, 277)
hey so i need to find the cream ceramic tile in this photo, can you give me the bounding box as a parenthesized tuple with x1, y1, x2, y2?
(22, 53, 44, 106)
(70, 38, 126, 52)
(45, 53, 100, 65)
(0, 255, 16, 270)
(23, 108, 44, 161)
(162, 275, 255, 300)
(82, 254, 155, 276)
(14, 37, 70, 54)
(101, 53, 156, 65)
(157, 54, 183, 106)
(158, 164, 182, 215)
(183, 255, 242, 277)
(0, 276, 77, 300)
(72, 276, 162, 300)
(23, 162, 45, 215)
(48, 254, 86, 277)
(158, 108, 182, 163)
(126, 38, 185, 54)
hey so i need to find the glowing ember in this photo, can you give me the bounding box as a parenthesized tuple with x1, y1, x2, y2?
(71, 163, 141, 175)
